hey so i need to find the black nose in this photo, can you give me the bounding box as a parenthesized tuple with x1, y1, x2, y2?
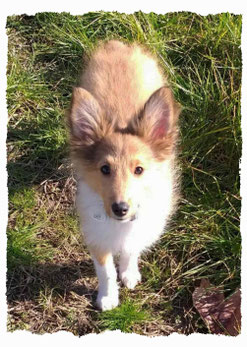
(111, 202, 129, 217)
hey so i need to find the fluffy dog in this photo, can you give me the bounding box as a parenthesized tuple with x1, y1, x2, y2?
(68, 40, 180, 311)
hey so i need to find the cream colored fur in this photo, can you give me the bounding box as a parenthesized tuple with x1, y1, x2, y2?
(79, 40, 166, 128)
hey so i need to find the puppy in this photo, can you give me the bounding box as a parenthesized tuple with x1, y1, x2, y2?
(68, 40, 180, 311)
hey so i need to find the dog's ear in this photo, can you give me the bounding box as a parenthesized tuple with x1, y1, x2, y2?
(141, 87, 180, 140)
(68, 87, 107, 145)
(129, 87, 180, 158)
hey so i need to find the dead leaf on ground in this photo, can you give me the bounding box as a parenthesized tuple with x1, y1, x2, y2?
(192, 279, 241, 335)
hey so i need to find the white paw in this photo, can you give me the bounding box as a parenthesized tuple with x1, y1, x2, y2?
(120, 270, 141, 289)
(96, 293, 119, 311)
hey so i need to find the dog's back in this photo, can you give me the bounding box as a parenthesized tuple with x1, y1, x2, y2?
(80, 40, 166, 128)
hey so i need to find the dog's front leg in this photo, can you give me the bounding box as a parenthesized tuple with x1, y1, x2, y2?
(119, 251, 141, 289)
(91, 252, 119, 311)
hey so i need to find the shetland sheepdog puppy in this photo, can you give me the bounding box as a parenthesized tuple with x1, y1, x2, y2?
(68, 40, 180, 311)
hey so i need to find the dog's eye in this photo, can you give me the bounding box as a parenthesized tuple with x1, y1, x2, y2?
(134, 166, 144, 175)
(100, 165, 111, 175)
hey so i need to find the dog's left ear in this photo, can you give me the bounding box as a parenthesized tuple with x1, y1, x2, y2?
(129, 86, 180, 158)
(141, 86, 180, 140)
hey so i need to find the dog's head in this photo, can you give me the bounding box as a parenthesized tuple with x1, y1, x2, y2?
(68, 87, 180, 221)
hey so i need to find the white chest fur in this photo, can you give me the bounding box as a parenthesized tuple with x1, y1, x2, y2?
(76, 168, 174, 257)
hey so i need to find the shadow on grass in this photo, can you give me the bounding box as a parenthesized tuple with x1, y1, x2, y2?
(7, 260, 96, 303)
(7, 260, 101, 335)
(7, 147, 68, 197)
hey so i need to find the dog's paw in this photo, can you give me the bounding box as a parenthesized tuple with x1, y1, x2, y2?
(120, 270, 141, 289)
(96, 293, 119, 311)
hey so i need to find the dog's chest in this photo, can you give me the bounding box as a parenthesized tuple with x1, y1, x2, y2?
(76, 180, 171, 254)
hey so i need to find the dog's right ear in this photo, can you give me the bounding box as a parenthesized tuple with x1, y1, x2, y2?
(68, 87, 106, 145)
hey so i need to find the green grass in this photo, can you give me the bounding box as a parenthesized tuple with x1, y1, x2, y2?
(98, 299, 151, 333)
(6, 12, 241, 335)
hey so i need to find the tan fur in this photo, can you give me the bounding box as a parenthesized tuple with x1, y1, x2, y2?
(74, 132, 155, 218)
(88, 245, 110, 266)
(68, 40, 181, 220)
(79, 40, 166, 128)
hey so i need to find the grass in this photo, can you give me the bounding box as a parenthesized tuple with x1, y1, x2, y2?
(98, 298, 151, 333)
(6, 12, 241, 335)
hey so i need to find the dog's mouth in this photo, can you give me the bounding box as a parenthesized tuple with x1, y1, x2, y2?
(113, 213, 138, 223)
